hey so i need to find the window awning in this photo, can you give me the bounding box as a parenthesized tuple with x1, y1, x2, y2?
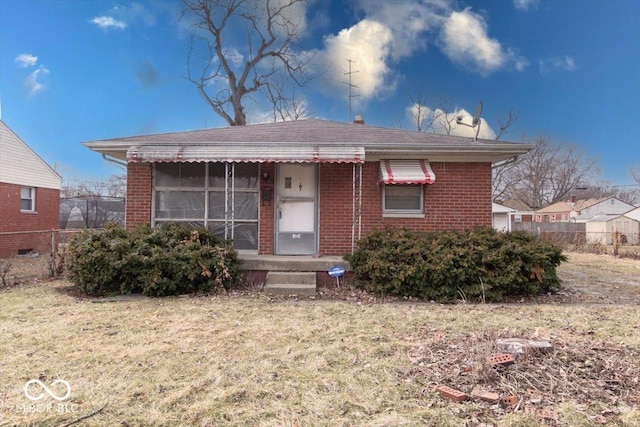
(378, 160, 436, 185)
(126, 145, 365, 164)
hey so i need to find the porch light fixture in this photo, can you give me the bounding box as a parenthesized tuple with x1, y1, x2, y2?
(262, 171, 271, 182)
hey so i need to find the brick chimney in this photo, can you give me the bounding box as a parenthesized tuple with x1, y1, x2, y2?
(353, 114, 365, 125)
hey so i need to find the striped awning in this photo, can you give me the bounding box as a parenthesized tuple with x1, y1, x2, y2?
(378, 160, 436, 185)
(126, 145, 365, 164)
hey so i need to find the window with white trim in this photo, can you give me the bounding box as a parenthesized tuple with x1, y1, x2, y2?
(20, 187, 35, 212)
(153, 162, 259, 250)
(383, 184, 423, 215)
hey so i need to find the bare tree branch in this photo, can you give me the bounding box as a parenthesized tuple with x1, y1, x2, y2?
(183, 0, 313, 126)
(494, 135, 600, 209)
(494, 108, 520, 141)
(630, 164, 640, 185)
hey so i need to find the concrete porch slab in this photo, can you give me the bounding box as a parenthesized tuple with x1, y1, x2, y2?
(238, 254, 350, 272)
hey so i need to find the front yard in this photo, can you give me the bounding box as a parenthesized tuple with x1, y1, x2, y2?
(0, 252, 638, 426)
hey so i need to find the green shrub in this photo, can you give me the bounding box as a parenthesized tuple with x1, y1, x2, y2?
(344, 226, 566, 303)
(66, 223, 241, 297)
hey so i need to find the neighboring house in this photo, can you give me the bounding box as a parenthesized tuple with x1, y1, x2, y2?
(584, 212, 639, 245)
(497, 199, 535, 231)
(492, 202, 516, 232)
(534, 197, 635, 223)
(0, 120, 62, 258)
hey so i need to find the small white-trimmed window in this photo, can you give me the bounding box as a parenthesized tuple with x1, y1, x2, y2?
(20, 187, 35, 212)
(383, 184, 423, 216)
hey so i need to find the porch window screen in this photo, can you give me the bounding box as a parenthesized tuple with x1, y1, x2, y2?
(153, 162, 259, 250)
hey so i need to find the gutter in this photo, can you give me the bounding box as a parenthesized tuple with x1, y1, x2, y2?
(102, 153, 127, 168)
(492, 155, 519, 169)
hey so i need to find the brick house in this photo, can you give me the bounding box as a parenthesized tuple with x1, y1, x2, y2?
(0, 120, 62, 258)
(84, 119, 532, 291)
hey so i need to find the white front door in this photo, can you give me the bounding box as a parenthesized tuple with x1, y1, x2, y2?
(275, 163, 318, 254)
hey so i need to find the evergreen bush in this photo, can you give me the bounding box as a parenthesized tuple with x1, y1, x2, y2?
(344, 226, 566, 303)
(66, 223, 241, 296)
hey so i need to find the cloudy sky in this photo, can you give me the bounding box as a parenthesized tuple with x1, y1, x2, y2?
(1, 0, 638, 186)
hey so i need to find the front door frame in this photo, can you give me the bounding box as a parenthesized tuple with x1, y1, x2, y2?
(274, 163, 319, 255)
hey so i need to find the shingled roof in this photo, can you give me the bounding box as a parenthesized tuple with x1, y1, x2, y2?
(84, 118, 533, 164)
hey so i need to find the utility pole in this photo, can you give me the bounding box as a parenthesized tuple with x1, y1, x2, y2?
(343, 59, 359, 122)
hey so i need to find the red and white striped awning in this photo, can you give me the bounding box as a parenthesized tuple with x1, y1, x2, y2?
(378, 160, 436, 185)
(126, 145, 365, 164)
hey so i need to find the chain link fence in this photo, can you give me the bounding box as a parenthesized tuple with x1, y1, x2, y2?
(59, 196, 125, 229)
(0, 230, 79, 285)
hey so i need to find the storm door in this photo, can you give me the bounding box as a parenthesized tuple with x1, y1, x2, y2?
(275, 163, 318, 254)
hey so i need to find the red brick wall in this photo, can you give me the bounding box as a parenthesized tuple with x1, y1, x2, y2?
(125, 163, 152, 228)
(318, 161, 493, 256)
(259, 163, 275, 254)
(124, 161, 493, 256)
(0, 182, 60, 257)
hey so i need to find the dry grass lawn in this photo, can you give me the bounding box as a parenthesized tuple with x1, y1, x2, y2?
(0, 252, 639, 426)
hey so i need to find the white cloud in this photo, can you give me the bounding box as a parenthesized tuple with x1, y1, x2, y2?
(539, 56, 576, 74)
(314, 19, 394, 105)
(438, 8, 527, 75)
(25, 66, 49, 96)
(90, 16, 128, 30)
(438, 8, 508, 75)
(514, 0, 539, 11)
(14, 53, 38, 68)
(225, 48, 244, 68)
(90, 2, 156, 31)
(355, 0, 448, 61)
(405, 103, 496, 139)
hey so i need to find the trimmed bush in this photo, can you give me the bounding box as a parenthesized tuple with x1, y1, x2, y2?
(66, 223, 241, 296)
(344, 226, 566, 303)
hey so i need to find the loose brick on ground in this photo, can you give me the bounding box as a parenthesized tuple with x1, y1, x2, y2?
(436, 385, 468, 402)
(470, 386, 500, 403)
(489, 353, 515, 367)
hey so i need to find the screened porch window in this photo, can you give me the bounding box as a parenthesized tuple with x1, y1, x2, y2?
(153, 162, 259, 251)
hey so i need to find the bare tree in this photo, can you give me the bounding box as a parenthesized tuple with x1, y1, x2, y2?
(494, 108, 520, 141)
(61, 174, 126, 199)
(407, 89, 436, 132)
(183, 0, 312, 126)
(630, 164, 640, 184)
(264, 72, 311, 121)
(493, 135, 599, 209)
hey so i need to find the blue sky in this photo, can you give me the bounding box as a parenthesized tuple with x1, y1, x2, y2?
(1, 0, 638, 187)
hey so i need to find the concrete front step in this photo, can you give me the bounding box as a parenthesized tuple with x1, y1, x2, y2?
(264, 271, 317, 296)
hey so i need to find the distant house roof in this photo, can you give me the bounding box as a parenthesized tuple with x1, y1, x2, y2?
(498, 199, 534, 212)
(535, 198, 606, 214)
(581, 213, 620, 223)
(0, 120, 61, 190)
(84, 118, 533, 164)
(492, 202, 516, 214)
(625, 207, 640, 221)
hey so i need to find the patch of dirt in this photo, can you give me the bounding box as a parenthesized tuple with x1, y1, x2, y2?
(406, 329, 640, 426)
(555, 252, 640, 304)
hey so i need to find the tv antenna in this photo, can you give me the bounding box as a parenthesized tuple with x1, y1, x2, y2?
(456, 101, 483, 140)
(343, 59, 359, 122)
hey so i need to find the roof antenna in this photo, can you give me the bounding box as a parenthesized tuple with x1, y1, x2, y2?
(456, 101, 483, 140)
(343, 59, 359, 122)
